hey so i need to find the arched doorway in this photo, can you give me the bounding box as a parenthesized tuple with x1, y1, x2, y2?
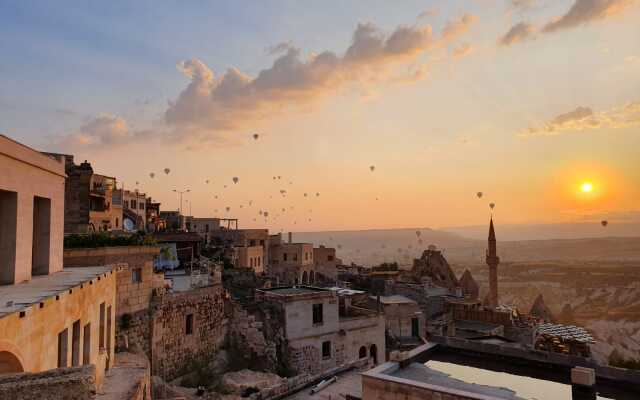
(369, 344, 378, 364)
(302, 271, 308, 284)
(0, 351, 24, 374)
(359, 346, 367, 359)
(310, 271, 315, 284)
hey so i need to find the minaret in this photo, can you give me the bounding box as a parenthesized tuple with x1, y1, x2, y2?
(486, 217, 500, 309)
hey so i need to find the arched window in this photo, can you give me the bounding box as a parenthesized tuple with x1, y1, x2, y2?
(302, 271, 308, 284)
(359, 346, 367, 359)
(310, 271, 315, 284)
(370, 344, 378, 364)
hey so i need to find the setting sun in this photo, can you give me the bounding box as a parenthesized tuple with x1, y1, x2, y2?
(581, 182, 594, 193)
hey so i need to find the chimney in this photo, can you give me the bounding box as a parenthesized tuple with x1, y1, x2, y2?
(288, 232, 293, 243)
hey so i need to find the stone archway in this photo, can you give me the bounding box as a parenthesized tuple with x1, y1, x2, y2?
(310, 271, 315, 284)
(0, 348, 24, 374)
(359, 346, 367, 359)
(302, 271, 308, 284)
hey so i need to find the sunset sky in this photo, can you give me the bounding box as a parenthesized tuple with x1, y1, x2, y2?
(1, 0, 639, 232)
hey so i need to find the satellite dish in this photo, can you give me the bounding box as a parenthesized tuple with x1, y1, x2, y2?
(123, 218, 135, 232)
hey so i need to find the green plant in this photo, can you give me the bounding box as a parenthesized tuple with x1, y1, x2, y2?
(64, 232, 157, 249)
(609, 349, 640, 370)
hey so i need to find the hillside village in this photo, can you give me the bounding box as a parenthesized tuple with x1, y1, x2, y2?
(1, 134, 639, 399)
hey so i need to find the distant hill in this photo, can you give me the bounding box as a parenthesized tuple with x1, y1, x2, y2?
(293, 226, 640, 266)
(442, 222, 640, 241)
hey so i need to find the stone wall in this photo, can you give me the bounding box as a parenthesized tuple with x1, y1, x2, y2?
(227, 301, 279, 371)
(63, 246, 163, 318)
(98, 352, 151, 400)
(150, 284, 228, 380)
(0, 365, 96, 400)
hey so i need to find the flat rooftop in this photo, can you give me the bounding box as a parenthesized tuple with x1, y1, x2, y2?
(374, 294, 417, 305)
(390, 362, 521, 399)
(260, 286, 330, 296)
(0, 266, 116, 317)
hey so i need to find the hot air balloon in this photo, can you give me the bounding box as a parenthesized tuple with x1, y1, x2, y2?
(489, 203, 495, 210)
(135, 181, 139, 186)
(232, 177, 239, 184)
(223, 185, 227, 188)
(304, 193, 308, 197)
(416, 231, 421, 237)
(149, 172, 155, 178)
(205, 179, 210, 184)
(370, 165, 375, 172)
(259, 210, 263, 215)
(280, 190, 286, 195)
(249, 200, 253, 206)
(253, 133, 259, 140)
(601, 220, 608, 227)
(316, 192, 320, 197)
(225, 207, 230, 212)
(277, 176, 281, 180)
(337, 244, 342, 250)
(281, 208, 285, 212)
(476, 192, 483, 199)
(164, 168, 170, 175)
(239, 205, 243, 208)
(263, 211, 269, 217)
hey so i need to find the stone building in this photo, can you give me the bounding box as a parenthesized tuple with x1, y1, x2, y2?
(233, 245, 265, 274)
(458, 269, 480, 300)
(375, 295, 425, 344)
(0, 135, 117, 387)
(121, 189, 147, 231)
(313, 245, 340, 282)
(269, 233, 316, 285)
(43, 152, 122, 234)
(255, 286, 385, 377)
(145, 197, 163, 232)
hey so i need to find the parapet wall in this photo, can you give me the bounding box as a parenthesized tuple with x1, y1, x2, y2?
(0, 365, 96, 400)
(431, 335, 640, 386)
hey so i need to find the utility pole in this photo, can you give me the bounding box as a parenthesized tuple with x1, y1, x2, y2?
(173, 188, 190, 215)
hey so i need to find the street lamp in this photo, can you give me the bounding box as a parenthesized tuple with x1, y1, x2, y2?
(173, 189, 190, 215)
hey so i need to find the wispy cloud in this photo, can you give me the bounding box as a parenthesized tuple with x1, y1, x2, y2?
(452, 43, 474, 58)
(498, 22, 536, 45)
(50, 114, 150, 149)
(542, 0, 636, 33)
(519, 101, 640, 137)
(499, 0, 637, 46)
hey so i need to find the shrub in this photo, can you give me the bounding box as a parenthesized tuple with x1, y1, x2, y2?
(64, 232, 157, 249)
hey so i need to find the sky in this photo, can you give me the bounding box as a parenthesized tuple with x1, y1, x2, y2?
(1, 0, 639, 232)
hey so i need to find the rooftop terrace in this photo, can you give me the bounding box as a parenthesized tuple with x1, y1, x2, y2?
(0, 265, 118, 317)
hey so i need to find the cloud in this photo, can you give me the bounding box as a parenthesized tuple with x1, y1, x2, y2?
(498, 22, 536, 45)
(499, 0, 636, 47)
(509, 0, 538, 11)
(519, 101, 640, 136)
(417, 7, 439, 19)
(266, 41, 295, 56)
(452, 43, 474, 58)
(441, 13, 478, 42)
(164, 17, 475, 139)
(542, 0, 636, 33)
(50, 114, 149, 148)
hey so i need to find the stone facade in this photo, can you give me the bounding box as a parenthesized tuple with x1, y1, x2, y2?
(150, 284, 228, 380)
(63, 246, 163, 318)
(313, 245, 339, 281)
(0, 365, 97, 400)
(233, 245, 265, 274)
(256, 287, 386, 377)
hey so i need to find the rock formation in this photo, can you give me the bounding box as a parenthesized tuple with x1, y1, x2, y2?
(530, 294, 555, 322)
(459, 269, 480, 299)
(406, 249, 458, 290)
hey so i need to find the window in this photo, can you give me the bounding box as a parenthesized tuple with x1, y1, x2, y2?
(124, 200, 129, 209)
(115, 217, 119, 228)
(260, 240, 265, 246)
(250, 239, 256, 246)
(58, 328, 68, 368)
(131, 200, 137, 209)
(322, 341, 331, 359)
(186, 314, 194, 335)
(305, 252, 308, 261)
(328, 255, 334, 261)
(283, 253, 288, 262)
(0, 189, 18, 285)
(312, 303, 323, 324)
(359, 346, 367, 358)
(72, 320, 81, 367)
(205, 224, 209, 233)
(106, 306, 112, 370)
(139, 202, 144, 210)
(99, 302, 105, 349)
(293, 253, 298, 261)
(132, 268, 142, 283)
(83, 323, 91, 365)
(32, 196, 51, 276)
